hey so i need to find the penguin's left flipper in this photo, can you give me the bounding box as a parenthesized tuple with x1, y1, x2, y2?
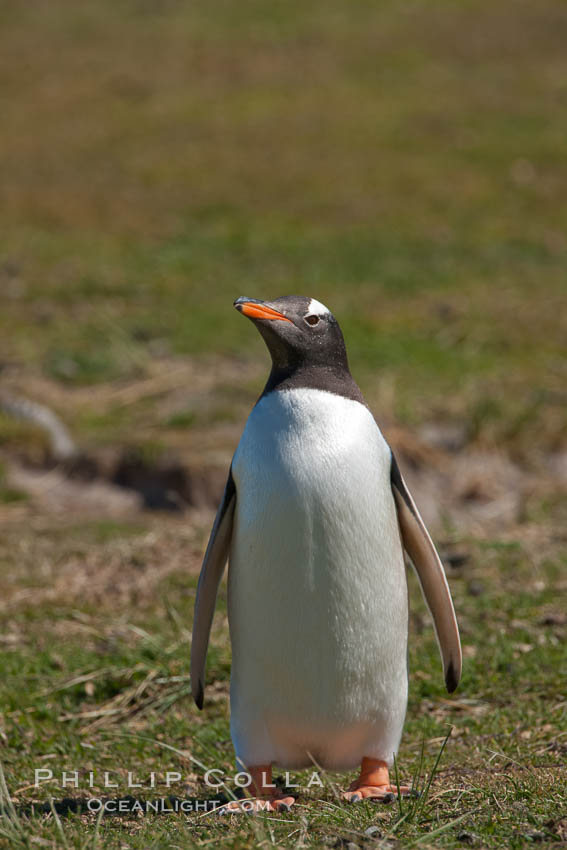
(390, 452, 462, 693)
(190, 468, 236, 709)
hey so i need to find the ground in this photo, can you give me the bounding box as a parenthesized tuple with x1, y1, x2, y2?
(0, 0, 566, 847)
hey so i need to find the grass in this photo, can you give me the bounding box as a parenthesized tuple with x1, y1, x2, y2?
(0, 517, 565, 847)
(1, 0, 567, 459)
(1, 0, 567, 846)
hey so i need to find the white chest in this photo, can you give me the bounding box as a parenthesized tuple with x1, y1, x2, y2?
(229, 388, 406, 640)
(232, 388, 395, 548)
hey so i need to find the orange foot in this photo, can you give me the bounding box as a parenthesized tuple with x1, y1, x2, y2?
(217, 764, 295, 815)
(343, 757, 412, 804)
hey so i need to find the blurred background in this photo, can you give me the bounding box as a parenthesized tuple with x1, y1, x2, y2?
(1, 0, 566, 512)
(1, 3, 566, 844)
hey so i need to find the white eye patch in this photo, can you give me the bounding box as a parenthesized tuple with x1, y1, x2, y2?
(307, 298, 330, 316)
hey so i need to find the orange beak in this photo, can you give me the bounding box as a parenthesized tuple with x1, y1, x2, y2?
(235, 300, 292, 323)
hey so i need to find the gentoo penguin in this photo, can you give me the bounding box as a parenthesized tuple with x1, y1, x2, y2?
(191, 296, 461, 811)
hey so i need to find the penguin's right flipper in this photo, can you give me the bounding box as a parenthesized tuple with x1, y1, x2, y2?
(190, 468, 236, 709)
(390, 452, 462, 693)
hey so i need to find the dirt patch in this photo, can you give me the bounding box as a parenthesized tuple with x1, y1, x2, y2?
(8, 464, 140, 517)
(4, 448, 227, 515)
(1, 359, 564, 534)
(3, 424, 564, 535)
(110, 450, 226, 511)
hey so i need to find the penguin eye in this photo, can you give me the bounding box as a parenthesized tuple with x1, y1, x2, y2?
(304, 314, 320, 327)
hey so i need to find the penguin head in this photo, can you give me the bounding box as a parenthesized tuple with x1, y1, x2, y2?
(234, 295, 349, 372)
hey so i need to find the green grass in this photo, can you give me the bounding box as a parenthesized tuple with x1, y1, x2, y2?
(1, 0, 567, 456)
(0, 518, 565, 848)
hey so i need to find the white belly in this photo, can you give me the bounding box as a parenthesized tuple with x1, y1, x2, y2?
(228, 388, 408, 769)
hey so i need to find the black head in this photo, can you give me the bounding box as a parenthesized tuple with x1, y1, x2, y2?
(234, 295, 365, 403)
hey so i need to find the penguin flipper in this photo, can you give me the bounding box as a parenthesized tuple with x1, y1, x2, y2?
(190, 468, 236, 709)
(390, 452, 462, 693)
